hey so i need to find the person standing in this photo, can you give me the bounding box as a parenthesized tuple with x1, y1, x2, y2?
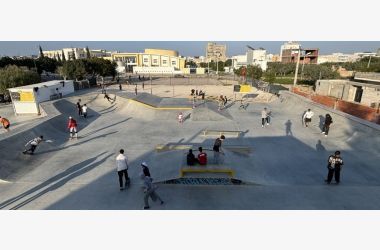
(141, 173, 164, 209)
(303, 109, 314, 127)
(178, 112, 184, 124)
(141, 162, 151, 177)
(135, 85, 138, 96)
(116, 149, 130, 190)
(261, 108, 269, 128)
(23, 135, 44, 155)
(187, 149, 196, 166)
(224, 96, 228, 107)
(213, 135, 225, 164)
(322, 114, 333, 136)
(76, 100, 82, 116)
(0, 116, 10, 132)
(67, 116, 78, 139)
(325, 151, 344, 184)
(82, 104, 88, 118)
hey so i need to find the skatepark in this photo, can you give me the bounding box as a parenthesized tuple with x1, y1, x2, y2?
(1, 84, 380, 210)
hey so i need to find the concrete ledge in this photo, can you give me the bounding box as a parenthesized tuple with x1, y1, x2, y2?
(180, 167, 235, 177)
(129, 99, 193, 110)
(280, 91, 380, 131)
(156, 144, 192, 152)
(202, 130, 242, 137)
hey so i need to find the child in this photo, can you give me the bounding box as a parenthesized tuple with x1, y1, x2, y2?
(82, 104, 88, 118)
(178, 112, 184, 124)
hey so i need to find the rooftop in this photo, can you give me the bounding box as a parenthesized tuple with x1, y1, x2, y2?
(8, 80, 71, 90)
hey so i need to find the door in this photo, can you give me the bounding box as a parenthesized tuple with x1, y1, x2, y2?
(354, 86, 363, 103)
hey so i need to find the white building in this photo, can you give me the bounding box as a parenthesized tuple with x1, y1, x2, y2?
(318, 53, 360, 64)
(231, 48, 268, 71)
(8, 80, 74, 115)
(280, 41, 301, 61)
(43, 48, 112, 60)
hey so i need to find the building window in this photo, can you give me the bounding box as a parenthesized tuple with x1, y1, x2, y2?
(144, 58, 149, 63)
(163, 60, 167, 64)
(172, 61, 176, 65)
(153, 59, 158, 64)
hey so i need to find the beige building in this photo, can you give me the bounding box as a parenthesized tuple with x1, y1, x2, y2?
(206, 42, 227, 62)
(43, 48, 112, 60)
(111, 48, 186, 74)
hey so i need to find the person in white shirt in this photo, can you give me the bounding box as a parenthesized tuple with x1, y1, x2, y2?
(261, 108, 270, 127)
(82, 104, 88, 118)
(178, 112, 183, 124)
(116, 149, 130, 190)
(303, 109, 314, 127)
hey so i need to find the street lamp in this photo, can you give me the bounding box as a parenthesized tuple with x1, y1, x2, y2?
(293, 48, 302, 86)
(300, 52, 312, 81)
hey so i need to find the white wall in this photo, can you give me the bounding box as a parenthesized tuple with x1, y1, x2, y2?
(133, 66, 179, 74)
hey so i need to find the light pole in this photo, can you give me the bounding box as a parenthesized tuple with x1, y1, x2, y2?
(367, 55, 372, 68)
(301, 52, 312, 81)
(293, 48, 301, 87)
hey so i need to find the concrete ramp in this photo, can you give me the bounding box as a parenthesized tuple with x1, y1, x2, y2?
(192, 101, 233, 121)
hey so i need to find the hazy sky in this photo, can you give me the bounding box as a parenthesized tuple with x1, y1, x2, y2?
(0, 41, 379, 57)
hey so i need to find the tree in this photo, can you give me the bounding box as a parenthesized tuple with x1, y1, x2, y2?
(60, 60, 86, 80)
(57, 53, 61, 63)
(72, 48, 76, 60)
(86, 46, 91, 59)
(247, 65, 263, 80)
(0, 57, 15, 68)
(185, 61, 197, 68)
(224, 59, 232, 67)
(0, 65, 40, 93)
(263, 70, 276, 83)
(36, 57, 59, 74)
(39, 45, 44, 58)
(61, 50, 66, 62)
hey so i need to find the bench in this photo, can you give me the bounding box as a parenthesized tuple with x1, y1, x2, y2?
(202, 130, 243, 137)
(180, 167, 235, 178)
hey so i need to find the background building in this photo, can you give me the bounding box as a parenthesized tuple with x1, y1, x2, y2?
(280, 41, 301, 60)
(231, 48, 268, 71)
(318, 53, 360, 64)
(111, 48, 186, 74)
(206, 42, 227, 63)
(280, 41, 319, 64)
(43, 48, 113, 60)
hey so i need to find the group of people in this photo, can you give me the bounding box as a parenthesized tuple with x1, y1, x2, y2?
(303, 108, 334, 136)
(186, 135, 226, 166)
(76, 99, 88, 118)
(218, 95, 228, 110)
(116, 149, 164, 209)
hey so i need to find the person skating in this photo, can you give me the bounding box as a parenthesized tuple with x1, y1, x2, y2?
(325, 151, 344, 184)
(116, 149, 130, 190)
(104, 93, 112, 102)
(224, 96, 228, 107)
(141, 173, 164, 209)
(23, 135, 45, 155)
(67, 116, 78, 139)
(76, 99, 82, 116)
(134, 85, 138, 96)
(303, 109, 314, 127)
(178, 112, 184, 124)
(261, 108, 270, 127)
(322, 114, 333, 136)
(213, 135, 225, 164)
(141, 162, 151, 177)
(82, 104, 88, 118)
(0, 116, 10, 132)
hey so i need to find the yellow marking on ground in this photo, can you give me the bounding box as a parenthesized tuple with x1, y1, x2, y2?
(180, 167, 235, 177)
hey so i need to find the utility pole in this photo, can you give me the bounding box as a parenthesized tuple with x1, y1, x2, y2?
(367, 55, 372, 68)
(150, 72, 152, 94)
(293, 48, 301, 86)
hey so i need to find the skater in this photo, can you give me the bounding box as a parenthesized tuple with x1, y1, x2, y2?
(325, 151, 344, 184)
(82, 104, 88, 118)
(197, 147, 207, 166)
(218, 95, 224, 110)
(322, 114, 333, 136)
(178, 112, 184, 124)
(195, 90, 198, 96)
(67, 116, 78, 139)
(141, 162, 151, 177)
(187, 149, 196, 166)
(261, 108, 270, 127)
(119, 83, 122, 91)
(23, 135, 44, 155)
(116, 149, 130, 190)
(138, 75, 141, 81)
(224, 96, 228, 107)
(141, 173, 164, 209)
(135, 85, 138, 95)
(303, 109, 314, 127)
(213, 135, 225, 164)
(76, 99, 82, 116)
(104, 93, 112, 102)
(142, 81, 145, 90)
(0, 116, 10, 132)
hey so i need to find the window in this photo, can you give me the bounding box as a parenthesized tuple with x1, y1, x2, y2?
(143, 58, 149, 62)
(172, 61, 176, 65)
(163, 60, 167, 64)
(153, 59, 158, 64)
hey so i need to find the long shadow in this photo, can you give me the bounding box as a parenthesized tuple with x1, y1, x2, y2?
(98, 103, 117, 113)
(80, 118, 131, 138)
(35, 131, 118, 155)
(0, 152, 111, 209)
(100, 107, 118, 115)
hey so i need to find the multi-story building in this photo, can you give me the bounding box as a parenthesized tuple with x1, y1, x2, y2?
(206, 42, 227, 63)
(281, 48, 319, 64)
(42, 48, 113, 60)
(377, 48, 380, 56)
(231, 48, 268, 71)
(111, 48, 186, 74)
(266, 54, 281, 62)
(280, 41, 301, 60)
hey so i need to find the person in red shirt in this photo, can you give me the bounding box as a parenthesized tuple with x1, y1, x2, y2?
(67, 116, 78, 139)
(0, 116, 10, 132)
(197, 147, 207, 166)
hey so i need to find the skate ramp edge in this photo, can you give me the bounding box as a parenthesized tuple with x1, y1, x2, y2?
(129, 99, 192, 110)
(279, 91, 380, 131)
(180, 167, 235, 178)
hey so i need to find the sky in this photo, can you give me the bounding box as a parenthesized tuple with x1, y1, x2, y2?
(0, 41, 379, 57)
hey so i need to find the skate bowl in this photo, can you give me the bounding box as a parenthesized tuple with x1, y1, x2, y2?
(191, 101, 233, 121)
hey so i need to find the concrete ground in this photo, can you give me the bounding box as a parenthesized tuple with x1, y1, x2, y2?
(0, 85, 380, 210)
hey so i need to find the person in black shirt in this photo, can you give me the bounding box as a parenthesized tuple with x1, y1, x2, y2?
(325, 151, 344, 184)
(322, 114, 333, 136)
(141, 162, 151, 177)
(186, 149, 196, 166)
(213, 135, 225, 164)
